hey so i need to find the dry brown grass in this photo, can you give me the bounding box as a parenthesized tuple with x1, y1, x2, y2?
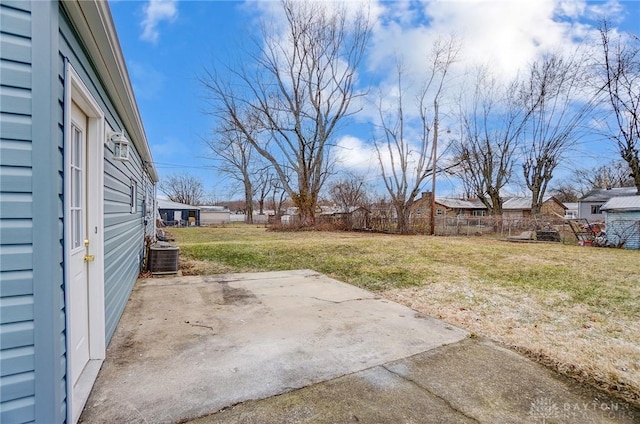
(384, 283, 640, 405)
(170, 225, 640, 406)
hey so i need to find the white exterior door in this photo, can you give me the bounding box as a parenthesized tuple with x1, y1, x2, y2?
(68, 102, 90, 386)
(64, 64, 106, 424)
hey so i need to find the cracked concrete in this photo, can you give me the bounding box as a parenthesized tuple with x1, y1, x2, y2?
(80, 270, 639, 424)
(80, 270, 467, 423)
(190, 338, 638, 424)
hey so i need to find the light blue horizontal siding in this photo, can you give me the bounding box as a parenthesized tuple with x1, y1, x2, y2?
(0, 271, 32, 297)
(0, 193, 32, 219)
(0, 295, 33, 324)
(0, 140, 31, 167)
(0, 371, 34, 402)
(0, 32, 30, 64)
(0, 245, 32, 272)
(1, 1, 36, 422)
(0, 86, 31, 115)
(1, 0, 29, 12)
(0, 219, 32, 244)
(103, 220, 142, 341)
(0, 165, 31, 193)
(100, 112, 148, 343)
(0, 113, 31, 141)
(0, 3, 30, 37)
(0, 321, 33, 350)
(0, 396, 34, 423)
(0, 346, 34, 377)
(0, 60, 31, 89)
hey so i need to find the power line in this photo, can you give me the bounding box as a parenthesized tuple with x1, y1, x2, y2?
(152, 161, 216, 170)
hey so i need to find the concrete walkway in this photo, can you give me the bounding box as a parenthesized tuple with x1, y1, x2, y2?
(80, 270, 638, 424)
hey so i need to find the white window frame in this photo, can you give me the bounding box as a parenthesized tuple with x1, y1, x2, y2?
(130, 179, 137, 213)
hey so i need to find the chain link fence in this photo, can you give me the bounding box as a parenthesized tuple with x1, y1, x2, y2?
(355, 215, 575, 242)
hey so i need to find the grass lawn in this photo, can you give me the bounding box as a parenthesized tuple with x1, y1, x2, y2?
(169, 224, 639, 406)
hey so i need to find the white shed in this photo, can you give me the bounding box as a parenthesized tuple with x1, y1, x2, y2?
(200, 206, 231, 225)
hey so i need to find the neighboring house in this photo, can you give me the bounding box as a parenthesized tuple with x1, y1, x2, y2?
(410, 192, 487, 221)
(200, 205, 231, 225)
(502, 196, 566, 219)
(1, 1, 158, 423)
(563, 202, 579, 219)
(600, 196, 640, 249)
(578, 187, 638, 222)
(158, 199, 201, 226)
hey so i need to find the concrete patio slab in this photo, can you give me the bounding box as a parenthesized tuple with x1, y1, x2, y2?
(189, 338, 638, 424)
(80, 270, 468, 423)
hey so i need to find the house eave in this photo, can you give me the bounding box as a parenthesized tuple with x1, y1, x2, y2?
(61, 0, 159, 183)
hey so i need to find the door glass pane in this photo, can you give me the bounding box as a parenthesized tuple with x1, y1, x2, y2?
(70, 124, 84, 249)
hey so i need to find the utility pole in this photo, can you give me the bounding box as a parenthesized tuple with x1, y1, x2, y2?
(429, 101, 439, 236)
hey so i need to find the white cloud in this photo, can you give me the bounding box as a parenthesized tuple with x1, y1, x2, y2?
(140, 0, 178, 43)
(334, 132, 437, 185)
(334, 135, 379, 174)
(367, 0, 605, 81)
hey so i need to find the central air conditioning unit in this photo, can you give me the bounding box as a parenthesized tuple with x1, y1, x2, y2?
(148, 242, 180, 274)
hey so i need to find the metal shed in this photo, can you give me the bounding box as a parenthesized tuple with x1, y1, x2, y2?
(600, 196, 640, 249)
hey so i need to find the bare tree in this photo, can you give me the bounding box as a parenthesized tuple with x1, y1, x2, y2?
(598, 22, 640, 194)
(201, 0, 371, 227)
(548, 181, 579, 203)
(254, 169, 276, 216)
(206, 124, 257, 223)
(453, 68, 531, 215)
(520, 52, 596, 215)
(564, 159, 634, 196)
(159, 173, 205, 205)
(267, 176, 289, 219)
(329, 173, 370, 212)
(374, 39, 459, 233)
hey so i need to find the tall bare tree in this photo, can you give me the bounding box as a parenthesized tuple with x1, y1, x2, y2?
(206, 124, 257, 223)
(520, 52, 596, 215)
(453, 68, 531, 215)
(374, 39, 459, 233)
(159, 173, 205, 206)
(201, 0, 371, 226)
(598, 22, 640, 194)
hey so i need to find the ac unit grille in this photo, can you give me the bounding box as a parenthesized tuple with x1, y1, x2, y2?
(148, 243, 180, 274)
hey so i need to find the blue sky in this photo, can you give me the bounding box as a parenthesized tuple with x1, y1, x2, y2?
(109, 0, 640, 201)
